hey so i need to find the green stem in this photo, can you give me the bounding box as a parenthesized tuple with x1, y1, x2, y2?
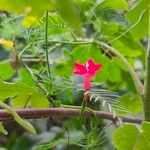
(61, 104, 97, 122)
(78, 90, 90, 123)
(95, 41, 143, 94)
(79, 100, 87, 123)
(143, 7, 150, 121)
(45, 10, 51, 78)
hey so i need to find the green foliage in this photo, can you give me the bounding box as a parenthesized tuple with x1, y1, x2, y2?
(0, 0, 54, 16)
(33, 126, 105, 149)
(113, 124, 139, 150)
(26, 13, 69, 38)
(56, 0, 82, 32)
(0, 81, 49, 107)
(0, 0, 149, 149)
(0, 60, 16, 80)
(90, 87, 129, 116)
(72, 44, 101, 62)
(33, 131, 84, 150)
(113, 121, 150, 150)
(19, 68, 35, 86)
(100, 0, 128, 10)
(46, 14, 69, 34)
(126, 0, 150, 40)
(117, 92, 143, 115)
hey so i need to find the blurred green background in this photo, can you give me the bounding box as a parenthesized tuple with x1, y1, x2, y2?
(0, 0, 149, 149)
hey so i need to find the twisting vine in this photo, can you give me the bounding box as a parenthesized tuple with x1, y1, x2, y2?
(143, 7, 150, 121)
(95, 41, 144, 95)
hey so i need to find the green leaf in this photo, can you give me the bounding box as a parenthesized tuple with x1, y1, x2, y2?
(29, 93, 49, 108)
(0, 0, 55, 16)
(0, 61, 15, 80)
(102, 22, 145, 58)
(113, 124, 139, 150)
(19, 68, 35, 86)
(126, 0, 150, 40)
(117, 92, 143, 115)
(140, 122, 150, 149)
(47, 14, 69, 34)
(113, 122, 150, 150)
(13, 93, 29, 107)
(0, 122, 8, 135)
(107, 59, 122, 82)
(112, 37, 144, 57)
(0, 81, 49, 108)
(22, 16, 39, 28)
(101, 22, 122, 36)
(72, 44, 101, 63)
(0, 81, 36, 99)
(142, 121, 150, 132)
(30, 14, 69, 34)
(55, 0, 82, 32)
(74, 0, 96, 11)
(100, 0, 128, 10)
(54, 59, 73, 77)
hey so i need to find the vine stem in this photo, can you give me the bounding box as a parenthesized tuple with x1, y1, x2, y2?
(45, 10, 51, 78)
(79, 90, 89, 123)
(0, 108, 142, 124)
(95, 41, 143, 94)
(143, 7, 150, 121)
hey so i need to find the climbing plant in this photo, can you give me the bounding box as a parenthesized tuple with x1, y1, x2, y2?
(0, 0, 150, 149)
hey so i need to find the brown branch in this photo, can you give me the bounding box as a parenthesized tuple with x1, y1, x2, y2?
(0, 108, 142, 124)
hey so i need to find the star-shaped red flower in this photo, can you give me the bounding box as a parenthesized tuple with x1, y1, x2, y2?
(74, 59, 104, 90)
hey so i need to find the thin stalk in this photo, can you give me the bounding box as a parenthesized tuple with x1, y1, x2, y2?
(47, 40, 93, 45)
(24, 94, 31, 108)
(45, 10, 51, 78)
(95, 41, 143, 94)
(61, 104, 97, 120)
(79, 100, 87, 123)
(143, 7, 150, 121)
(79, 90, 89, 123)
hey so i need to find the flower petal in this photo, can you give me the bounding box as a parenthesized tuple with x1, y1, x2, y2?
(94, 64, 104, 72)
(73, 62, 86, 75)
(86, 59, 104, 76)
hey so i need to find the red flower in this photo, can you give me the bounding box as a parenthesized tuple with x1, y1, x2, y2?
(74, 59, 104, 90)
